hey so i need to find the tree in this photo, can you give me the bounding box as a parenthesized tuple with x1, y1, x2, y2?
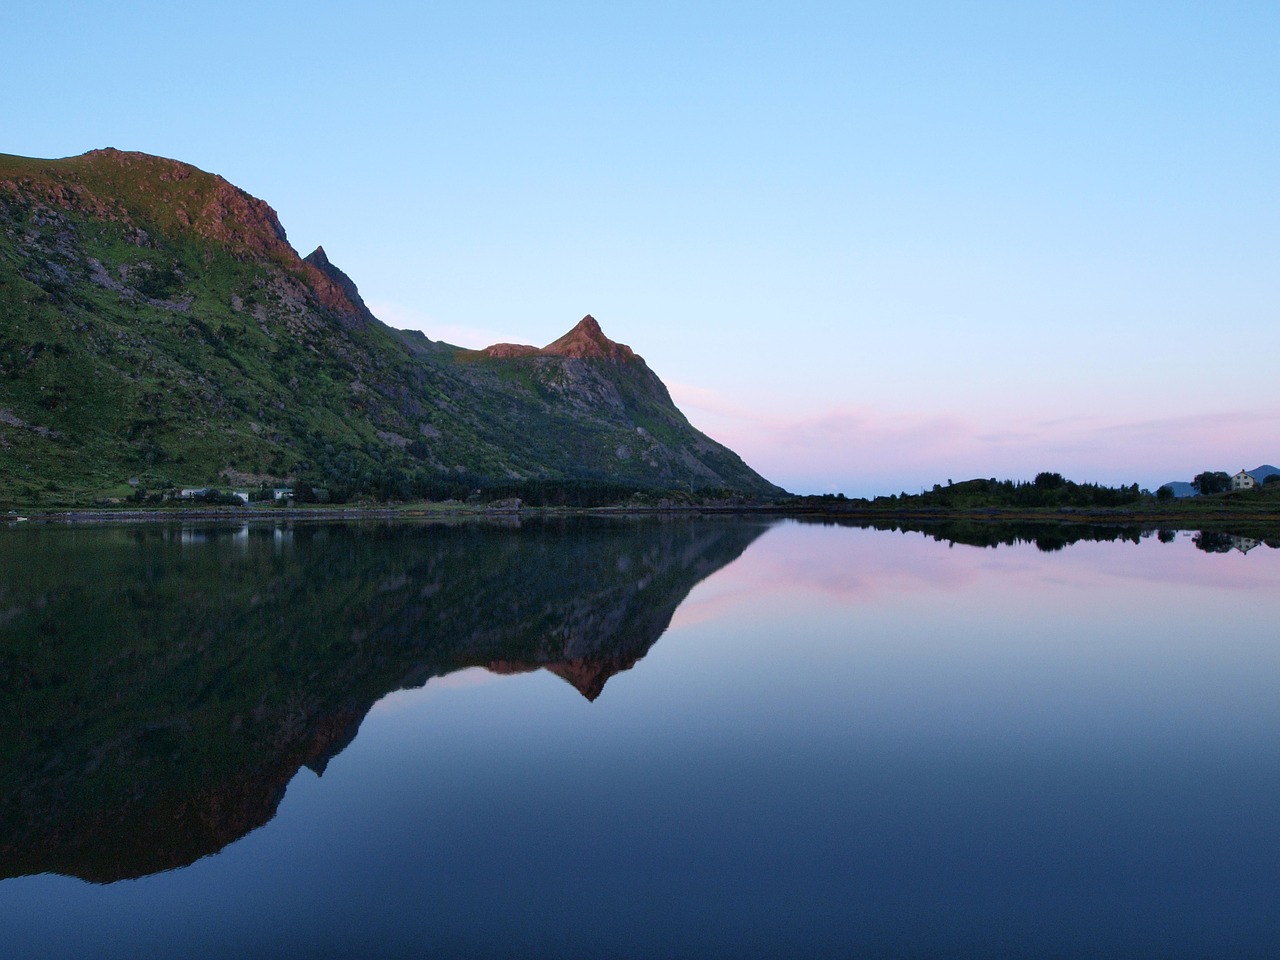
(1192, 471, 1230, 495)
(1156, 485, 1175, 501)
(1193, 531, 1233, 553)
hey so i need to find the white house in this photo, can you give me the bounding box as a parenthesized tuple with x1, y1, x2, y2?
(1231, 470, 1258, 491)
(1231, 536, 1260, 554)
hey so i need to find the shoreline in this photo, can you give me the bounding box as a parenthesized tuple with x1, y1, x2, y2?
(9, 500, 1280, 532)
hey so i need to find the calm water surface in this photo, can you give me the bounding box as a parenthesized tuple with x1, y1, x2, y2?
(1, 518, 1277, 958)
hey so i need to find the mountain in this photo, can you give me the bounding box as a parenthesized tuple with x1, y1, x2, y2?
(1248, 464, 1279, 481)
(0, 149, 782, 503)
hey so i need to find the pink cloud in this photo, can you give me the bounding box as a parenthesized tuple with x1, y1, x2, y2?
(364, 299, 529, 350)
(667, 381, 1280, 495)
(369, 666, 502, 715)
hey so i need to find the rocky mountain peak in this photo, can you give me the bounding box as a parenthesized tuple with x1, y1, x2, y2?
(541, 315, 638, 362)
(2, 148, 295, 262)
(306, 244, 333, 267)
(480, 315, 640, 363)
(303, 245, 375, 325)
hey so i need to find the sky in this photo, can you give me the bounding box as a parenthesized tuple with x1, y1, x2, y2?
(6, 1, 1277, 495)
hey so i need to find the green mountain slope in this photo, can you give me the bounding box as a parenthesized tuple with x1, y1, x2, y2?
(0, 148, 782, 504)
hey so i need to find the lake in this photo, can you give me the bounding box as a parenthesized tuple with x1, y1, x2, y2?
(2, 517, 1278, 959)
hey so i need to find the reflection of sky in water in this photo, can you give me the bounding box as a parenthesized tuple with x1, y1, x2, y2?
(5, 523, 1279, 959)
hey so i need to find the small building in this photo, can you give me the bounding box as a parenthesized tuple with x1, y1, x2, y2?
(1231, 536, 1260, 554)
(178, 487, 210, 499)
(272, 487, 293, 501)
(1231, 470, 1258, 491)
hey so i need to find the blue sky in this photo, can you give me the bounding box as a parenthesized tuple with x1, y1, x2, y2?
(7, 1, 1278, 494)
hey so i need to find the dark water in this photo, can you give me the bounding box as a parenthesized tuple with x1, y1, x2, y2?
(1, 518, 1277, 959)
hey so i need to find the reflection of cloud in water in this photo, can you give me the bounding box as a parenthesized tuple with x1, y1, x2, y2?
(672, 522, 1280, 631)
(671, 522, 983, 628)
(1038, 537, 1280, 593)
(369, 668, 501, 715)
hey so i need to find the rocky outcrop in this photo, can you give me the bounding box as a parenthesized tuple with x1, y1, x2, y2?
(303, 245, 378, 326)
(542, 314, 639, 361)
(483, 342, 541, 359)
(482, 315, 639, 363)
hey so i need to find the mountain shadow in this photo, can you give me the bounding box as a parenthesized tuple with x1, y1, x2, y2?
(0, 516, 770, 883)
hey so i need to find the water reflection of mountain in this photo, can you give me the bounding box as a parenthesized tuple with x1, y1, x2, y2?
(796, 517, 1280, 553)
(0, 518, 767, 884)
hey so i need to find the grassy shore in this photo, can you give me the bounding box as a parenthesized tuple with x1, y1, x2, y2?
(761, 500, 1280, 526)
(9, 493, 1280, 540)
(763, 476, 1280, 532)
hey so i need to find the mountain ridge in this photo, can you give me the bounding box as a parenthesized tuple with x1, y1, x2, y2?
(0, 148, 783, 503)
(481, 315, 639, 363)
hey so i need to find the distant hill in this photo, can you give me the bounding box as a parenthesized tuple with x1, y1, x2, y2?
(0, 148, 782, 503)
(1157, 481, 1199, 498)
(1248, 464, 1279, 481)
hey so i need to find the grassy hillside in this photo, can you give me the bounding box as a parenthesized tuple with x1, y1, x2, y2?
(0, 149, 782, 505)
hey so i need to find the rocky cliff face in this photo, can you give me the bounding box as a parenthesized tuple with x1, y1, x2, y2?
(0, 149, 782, 502)
(302, 243, 379, 327)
